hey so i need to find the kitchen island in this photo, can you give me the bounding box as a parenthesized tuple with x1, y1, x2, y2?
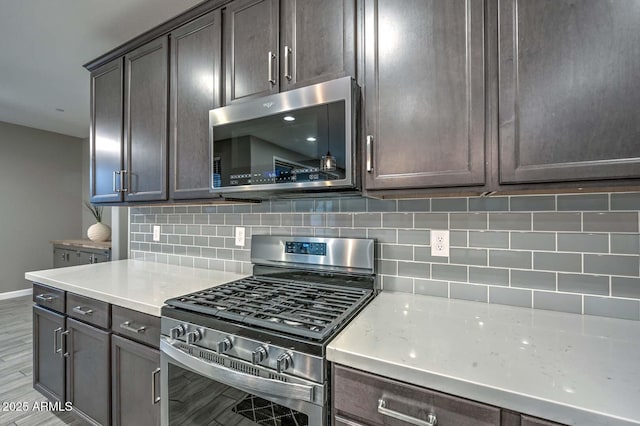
(328, 292, 640, 426)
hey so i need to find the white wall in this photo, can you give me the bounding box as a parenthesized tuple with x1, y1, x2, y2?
(0, 121, 84, 292)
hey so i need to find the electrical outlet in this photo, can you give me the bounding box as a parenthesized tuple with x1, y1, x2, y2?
(152, 225, 161, 242)
(235, 227, 245, 247)
(431, 230, 450, 257)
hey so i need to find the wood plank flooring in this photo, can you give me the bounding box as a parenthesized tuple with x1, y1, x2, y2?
(0, 296, 82, 426)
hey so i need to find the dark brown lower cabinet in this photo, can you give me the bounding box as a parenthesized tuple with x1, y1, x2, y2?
(33, 306, 66, 403)
(332, 364, 565, 426)
(112, 335, 160, 425)
(66, 318, 111, 426)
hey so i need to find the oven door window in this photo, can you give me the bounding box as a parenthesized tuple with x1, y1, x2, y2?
(168, 364, 310, 426)
(211, 101, 346, 189)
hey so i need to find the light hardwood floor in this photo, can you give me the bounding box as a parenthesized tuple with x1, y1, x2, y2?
(0, 296, 81, 426)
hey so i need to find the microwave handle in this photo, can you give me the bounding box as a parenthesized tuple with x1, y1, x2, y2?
(160, 338, 314, 403)
(366, 135, 374, 172)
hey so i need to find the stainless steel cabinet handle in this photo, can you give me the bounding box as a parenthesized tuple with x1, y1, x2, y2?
(72, 306, 94, 316)
(112, 170, 121, 192)
(377, 399, 437, 426)
(53, 327, 62, 355)
(36, 294, 54, 302)
(151, 368, 161, 404)
(284, 46, 292, 81)
(366, 135, 374, 172)
(268, 51, 276, 85)
(61, 330, 70, 358)
(120, 321, 147, 334)
(120, 169, 128, 192)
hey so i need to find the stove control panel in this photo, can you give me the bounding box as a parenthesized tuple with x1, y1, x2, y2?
(161, 318, 325, 383)
(285, 241, 327, 256)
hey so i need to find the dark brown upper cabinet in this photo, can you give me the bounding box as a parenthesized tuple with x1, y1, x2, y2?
(123, 37, 169, 202)
(170, 11, 222, 200)
(498, 0, 640, 185)
(224, 0, 279, 104)
(363, 0, 486, 192)
(280, 0, 356, 91)
(224, 0, 356, 104)
(89, 59, 124, 203)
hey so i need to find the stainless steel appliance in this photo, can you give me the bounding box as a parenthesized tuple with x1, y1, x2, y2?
(160, 235, 375, 425)
(209, 77, 360, 199)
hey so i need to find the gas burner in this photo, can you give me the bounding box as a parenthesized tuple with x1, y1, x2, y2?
(283, 319, 302, 327)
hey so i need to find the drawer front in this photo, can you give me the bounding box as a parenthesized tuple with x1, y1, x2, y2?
(521, 415, 565, 426)
(66, 293, 110, 328)
(111, 305, 160, 348)
(32, 283, 65, 313)
(334, 416, 365, 426)
(333, 364, 500, 426)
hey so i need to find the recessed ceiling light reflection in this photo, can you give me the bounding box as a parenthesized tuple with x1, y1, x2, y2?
(306, 137, 316, 142)
(283, 115, 296, 122)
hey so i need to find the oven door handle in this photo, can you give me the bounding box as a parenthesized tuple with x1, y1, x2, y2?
(160, 339, 315, 403)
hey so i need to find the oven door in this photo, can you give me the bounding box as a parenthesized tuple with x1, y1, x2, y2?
(160, 337, 326, 426)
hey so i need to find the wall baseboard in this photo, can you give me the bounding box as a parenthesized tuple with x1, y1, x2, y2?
(0, 288, 32, 301)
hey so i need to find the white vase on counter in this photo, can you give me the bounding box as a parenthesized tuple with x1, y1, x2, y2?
(87, 222, 111, 242)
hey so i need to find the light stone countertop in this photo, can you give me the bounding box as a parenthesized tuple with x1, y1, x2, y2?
(25, 259, 248, 316)
(50, 239, 112, 250)
(327, 292, 640, 426)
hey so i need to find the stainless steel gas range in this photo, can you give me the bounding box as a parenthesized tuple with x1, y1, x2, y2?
(160, 235, 376, 426)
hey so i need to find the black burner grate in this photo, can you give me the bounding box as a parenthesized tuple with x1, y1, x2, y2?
(166, 276, 372, 340)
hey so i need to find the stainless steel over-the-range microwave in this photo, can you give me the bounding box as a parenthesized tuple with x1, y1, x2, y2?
(208, 77, 360, 199)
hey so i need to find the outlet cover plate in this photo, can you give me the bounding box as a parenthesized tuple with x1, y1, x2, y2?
(431, 230, 450, 257)
(235, 227, 245, 247)
(152, 226, 161, 242)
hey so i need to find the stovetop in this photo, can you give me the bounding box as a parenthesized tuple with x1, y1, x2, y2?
(165, 273, 374, 341)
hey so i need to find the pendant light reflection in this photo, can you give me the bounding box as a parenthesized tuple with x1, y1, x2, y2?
(320, 104, 336, 172)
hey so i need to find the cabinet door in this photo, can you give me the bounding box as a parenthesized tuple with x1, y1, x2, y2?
(224, 0, 279, 104)
(364, 0, 486, 190)
(112, 335, 160, 426)
(498, 0, 640, 184)
(90, 59, 124, 203)
(170, 11, 222, 199)
(280, 0, 356, 90)
(33, 306, 65, 402)
(66, 318, 111, 426)
(124, 37, 169, 202)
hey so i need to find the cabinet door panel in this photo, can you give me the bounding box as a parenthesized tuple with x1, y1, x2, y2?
(33, 306, 65, 402)
(364, 0, 485, 190)
(499, 0, 640, 184)
(521, 415, 565, 426)
(170, 11, 222, 199)
(224, 0, 279, 103)
(90, 59, 123, 203)
(124, 38, 168, 201)
(112, 335, 160, 426)
(66, 318, 110, 426)
(281, 0, 356, 90)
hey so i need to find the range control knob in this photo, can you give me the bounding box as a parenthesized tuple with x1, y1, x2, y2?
(169, 324, 187, 340)
(251, 346, 268, 365)
(276, 353, 293, 373)
(186, 329, 203, 345)
(216, 337, 232, 354)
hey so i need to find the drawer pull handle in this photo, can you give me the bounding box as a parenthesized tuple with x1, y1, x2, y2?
(120, 321, 147, 334)
(36, 294, 54, 302)
(378, 399, 437, 426)
(72, 306, 94, 316)
(61, 330, 70, 358)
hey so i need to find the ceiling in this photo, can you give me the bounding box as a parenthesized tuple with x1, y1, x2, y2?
(0, 0, 204, 139)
